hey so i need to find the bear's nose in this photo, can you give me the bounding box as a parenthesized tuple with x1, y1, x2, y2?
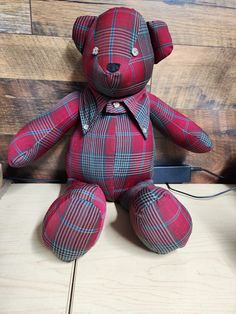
(106, 63, 120, 73)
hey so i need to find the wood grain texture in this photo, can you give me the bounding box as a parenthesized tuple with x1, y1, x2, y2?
(0, 79, 85, 133)
(0, 39, 235, 107)
(0, 1, 235, 182)
(0, 183, 74, 314)
(168, 0, 236, 7)
(0, 163, 2, 188)
(0, 34, 84, 81)
(152, 46, 236, 109)
(153, 123, 236, 183)
(1, 183, 235, 313)
(72, 184, 236, 313)
(0, 0, 31, 34)
(0, 78, 235, 183)
(55, 0, 236, 6)
(31, 0, 236, 47)
(165, 107, 233, 182)
(64, 0, 236, 8)
(1, 134, 70, 181)
(1, 112, 235, 183)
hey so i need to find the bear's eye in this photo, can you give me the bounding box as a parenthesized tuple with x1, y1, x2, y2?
(92, 47, 99, 56)
(132, 47, 139, 57)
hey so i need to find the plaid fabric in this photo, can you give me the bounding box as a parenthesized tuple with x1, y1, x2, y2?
(8, 92, 80, 167)
(67, 86, 154, 201)
(72, 15, 96, 54)
(8, 7, 213, 259)
(149, 93, 213, 153)
(8, 86, 212, 198)
(79, 86, 150, 138)
(42, 181, 106, 262)
(121, 182, 192, 253)
(8, 85, 212, 259)
(147, 20, 173, 64)
(76, 7, 155, 98)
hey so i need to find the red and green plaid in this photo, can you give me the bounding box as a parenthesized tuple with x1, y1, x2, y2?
(8, 7, 212, 261)
(8, 86, 212, 261)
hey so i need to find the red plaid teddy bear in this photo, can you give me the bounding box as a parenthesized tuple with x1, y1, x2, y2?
(8, 7, 212, 262)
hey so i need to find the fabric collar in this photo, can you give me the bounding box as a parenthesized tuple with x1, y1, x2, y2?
(79, 85, 150, 139)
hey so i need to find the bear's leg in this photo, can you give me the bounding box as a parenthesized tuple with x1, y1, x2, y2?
(42, 180, 106, 262)
(120, 181, 192, 254)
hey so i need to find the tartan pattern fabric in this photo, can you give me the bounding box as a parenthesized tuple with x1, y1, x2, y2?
(42, 181, 106, 262)
(147, 20, 173, 64)
(119, 179, 154, 210)
(122, 182, 192, 253)
(149, 93, 213, 153)
(8, 7, 213, 260)
(8, 85, 212, 260)
(80, 86, 150, 138)
(72, 15, 96, 54)
(8, 92, 80, 168)
(7, 85, 212, 196)
(76, 7, 155, 98)
(67, 87, 154, 201)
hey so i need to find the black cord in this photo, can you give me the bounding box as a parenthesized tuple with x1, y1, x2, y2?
(166, 183, 236, 199)
(4, 176, 66, 183)
(4, 166, 236, 199)
(191, 166, 224, 180)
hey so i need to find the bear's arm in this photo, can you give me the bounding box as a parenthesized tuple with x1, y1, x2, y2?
(149, 93, 213, 153)
(8, 91, 80, 168)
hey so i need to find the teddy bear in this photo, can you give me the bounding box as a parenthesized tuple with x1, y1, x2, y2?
(8, 7, 212, 262)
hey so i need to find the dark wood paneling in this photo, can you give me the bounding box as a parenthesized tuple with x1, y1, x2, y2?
(1, 134, 69, 181)
(152, 46, 236, 109)
(0, 0, 235, 183)
(31, 0, 236, 47)
(0, 79, 85, 133)
(1, 117, 235, 183)
(0, 37, 235, 109)
(55, 0, 236, 6)
(153, 110, 236, 183)
(0, 34, 84, 81)
(0, 79, 235, 182)
(0, 0, 31, 34)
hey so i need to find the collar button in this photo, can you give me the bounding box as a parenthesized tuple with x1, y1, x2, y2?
(113, 102, 120, 108)
(132, 47, 139, 56)
(83, 124, 89, 131)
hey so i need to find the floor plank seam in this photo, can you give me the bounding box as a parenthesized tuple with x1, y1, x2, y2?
(0, 32, 234, 49)
(0, 180, 12, 200)
(29, 0, 33, 35)
(67, 260, 77, 314)
(62, 0, 112, 5)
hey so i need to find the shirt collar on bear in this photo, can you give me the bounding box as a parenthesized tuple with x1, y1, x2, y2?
(79, 86, 150, 139)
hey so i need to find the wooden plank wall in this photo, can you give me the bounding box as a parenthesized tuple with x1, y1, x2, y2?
(0, 0, 235, 183)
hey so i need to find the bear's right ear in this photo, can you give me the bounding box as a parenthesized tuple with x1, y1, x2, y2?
(147, 20, 173, 64)
(72, 16, 97, 54)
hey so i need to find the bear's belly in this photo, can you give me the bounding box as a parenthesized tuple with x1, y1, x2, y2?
(66, 114, 154, 201)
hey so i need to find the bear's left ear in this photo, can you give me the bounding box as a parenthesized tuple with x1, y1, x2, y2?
(147, 20, 173, 64)
(72, 15, 97, 54)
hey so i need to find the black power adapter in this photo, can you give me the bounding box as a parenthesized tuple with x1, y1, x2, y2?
(153, 164, 192, 184)
(4, 163, 235, 198)
(4, 164, 235, 199)
(153, 164, 222, 184)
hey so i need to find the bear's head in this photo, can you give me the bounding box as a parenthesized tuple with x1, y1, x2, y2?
(73, 7, 173, 98)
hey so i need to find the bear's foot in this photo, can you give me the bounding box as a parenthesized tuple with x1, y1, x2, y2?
(42, 180, 106, 262)
(120, 181, 192, 254)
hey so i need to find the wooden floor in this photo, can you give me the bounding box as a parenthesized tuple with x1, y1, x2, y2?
(0, 1, 235, 183)
(0, 183, 236, 314)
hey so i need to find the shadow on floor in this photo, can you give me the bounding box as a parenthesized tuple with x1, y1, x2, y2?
(110, 203, 149, 251)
